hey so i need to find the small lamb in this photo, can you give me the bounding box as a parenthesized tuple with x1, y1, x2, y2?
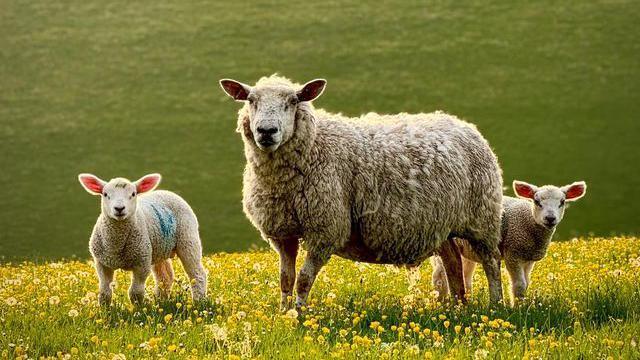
(78, 173, 207, 305)
(432, 180, 586, 304)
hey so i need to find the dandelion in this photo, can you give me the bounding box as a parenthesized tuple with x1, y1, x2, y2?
(68, 309, 79, 318)
(49, 295, 60, 305)
(5, 297, 17, 306)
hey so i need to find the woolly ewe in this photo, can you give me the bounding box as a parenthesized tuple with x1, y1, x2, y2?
(220, 75, 505, 309)
(78, 173, 207, 305)
(432, 180, 587, 304)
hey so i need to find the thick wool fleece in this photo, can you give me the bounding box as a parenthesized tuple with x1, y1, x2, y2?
(90, 190, 206, 303)
(235, 75, 505, 305)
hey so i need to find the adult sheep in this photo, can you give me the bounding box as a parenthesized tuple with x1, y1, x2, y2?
(219, 75, 504, 309)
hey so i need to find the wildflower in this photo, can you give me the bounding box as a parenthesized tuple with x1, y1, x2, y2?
(5, 297, 17, 306)
(164, 314, 173, 323)
(49, 296, 60, 305)
(68, 309, 79, 318)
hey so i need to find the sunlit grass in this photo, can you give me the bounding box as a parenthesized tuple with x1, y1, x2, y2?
(1, 237, 639, 359)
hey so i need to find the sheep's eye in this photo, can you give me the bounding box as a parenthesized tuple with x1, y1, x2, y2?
(559, 199, 565, 207)
(131, 192, 136, 197)
(534, 199, 542, 207)
(102, 193, 108, 197)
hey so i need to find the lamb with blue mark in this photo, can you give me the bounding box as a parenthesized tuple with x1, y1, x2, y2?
(79, 173, 207, 306)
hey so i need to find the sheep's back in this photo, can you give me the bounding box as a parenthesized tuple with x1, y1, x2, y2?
(316, 111, 502, 263)
(138, 190, 198, 262)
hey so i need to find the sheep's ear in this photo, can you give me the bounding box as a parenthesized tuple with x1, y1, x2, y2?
(135, 173, 162, 194)
(562, 181, 586, 201)
(78, 174, 106, 195)
(297, 79, 326, 102)
(513, 180, 538, 200)
(219, 79, 251, 101)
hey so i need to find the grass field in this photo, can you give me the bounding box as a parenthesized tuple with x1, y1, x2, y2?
(1, 0, 639, 260)
(1, 237, 638, 359)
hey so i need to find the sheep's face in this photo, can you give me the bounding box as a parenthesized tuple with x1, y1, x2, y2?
(220, 78, 326, 152)
(513, 181, 587, 229)
(79, 173, 162, 221)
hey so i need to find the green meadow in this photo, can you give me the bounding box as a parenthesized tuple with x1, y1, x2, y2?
(1, 0, 639, 260)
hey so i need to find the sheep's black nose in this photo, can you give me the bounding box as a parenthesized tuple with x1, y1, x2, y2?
(114, 206, 125, 213)
(544, 215, 556, 224)
(257, 126, 278, 135)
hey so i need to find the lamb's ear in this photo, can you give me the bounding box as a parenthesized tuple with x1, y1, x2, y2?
(219, 79, 251, 101)
(562, 181, 586, 201)
(513, 180, 538, 200)
(78, 174, 106, 195)
(297, 79, 326, 102)
(135, 173, 162, 194)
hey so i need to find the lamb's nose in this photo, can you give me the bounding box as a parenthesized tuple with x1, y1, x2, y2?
(114, 206, 125, 213)
(257, 126, 278, 135)
(544, 215, 556, 224)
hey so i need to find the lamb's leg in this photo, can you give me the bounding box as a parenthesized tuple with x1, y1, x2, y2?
(95, 261, 114, 306)
(505, 257, 527, 305)
(295, 251, 329, 309)
(437, 240, 466, 304)
(129, 266, 150, 305)
(522, 261, 535, 287)
(271, 238, 299, 311)
(430, 257, 450, 302)
(406, 264, 421, 290)
(462, 257, 477, 295)
(152, 259, 175, 299)
(176, 241, 207, 302)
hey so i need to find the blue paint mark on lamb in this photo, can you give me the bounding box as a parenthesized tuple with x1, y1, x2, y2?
(150, 203, 177, 242)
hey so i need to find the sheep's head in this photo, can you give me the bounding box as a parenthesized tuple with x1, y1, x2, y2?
(513, 180, 587, 229)
(79, 173, 161, 221)
(220, 77, 326, 152)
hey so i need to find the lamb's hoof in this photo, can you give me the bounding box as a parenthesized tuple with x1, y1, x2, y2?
(129, 293, 145, 306)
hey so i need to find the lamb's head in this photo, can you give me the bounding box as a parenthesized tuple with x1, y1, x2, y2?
(78, 173, 161, 220)
(513, 180, 587, 229)
(219, 76, 326, 152)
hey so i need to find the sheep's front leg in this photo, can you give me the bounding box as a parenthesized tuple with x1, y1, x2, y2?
(505, 257, 527, 305)
(295, 251, 329, 309)
(462, 257, 477, 295)
(522, 261, 535, 288)
(271, 238, 299, 311)
(437, 240, 466, 304)
(129, 266, 150, 305)
(95, 261, 114, 306)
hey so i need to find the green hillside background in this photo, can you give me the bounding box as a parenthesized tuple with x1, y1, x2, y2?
(1, 0, 638, 260)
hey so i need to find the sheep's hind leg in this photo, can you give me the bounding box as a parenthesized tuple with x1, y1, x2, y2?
(295, 251, 329, 309)
(152, 259, 175, 299)
(466, 236, 503, 304)
(437, 240, 466, 304)
(176, 241, 207, 302)
(430, 257, 450, 302)
(271, 238, 299, 311)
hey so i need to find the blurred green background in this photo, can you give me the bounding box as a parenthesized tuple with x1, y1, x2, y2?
(1, 1, 638, 260)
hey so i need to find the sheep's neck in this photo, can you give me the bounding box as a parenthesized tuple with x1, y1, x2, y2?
(98, 214, 139, 251)
(530, 222, 556, 254)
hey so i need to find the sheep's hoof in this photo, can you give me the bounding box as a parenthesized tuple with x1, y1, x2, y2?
(129, 293, 145, 306)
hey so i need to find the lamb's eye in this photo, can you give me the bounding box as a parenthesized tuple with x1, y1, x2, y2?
(131, 192, 136, 197)
(534, 199, 542, 207)
(559, 199, 565, 207)
(102, 193, 108, 198)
